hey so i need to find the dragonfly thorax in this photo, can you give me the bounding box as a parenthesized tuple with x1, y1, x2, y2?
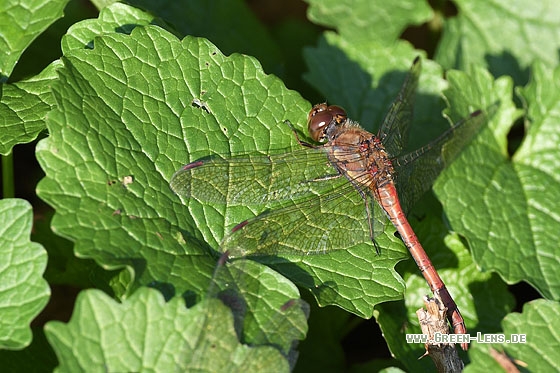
(327, 125, 395, 190)
(307, 103, 395, 189)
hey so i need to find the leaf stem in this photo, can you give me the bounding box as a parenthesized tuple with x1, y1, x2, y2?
(2, 153, 15, 198)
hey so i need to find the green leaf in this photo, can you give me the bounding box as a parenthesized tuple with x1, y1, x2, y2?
(0, 62, 58, 155)
(32, 210, 120, 291)
(44, 288, 292, 372)
(465, 299, 560, 372)
(61, 2, 159, 53)
(0, 3, 160, 155)
(90, 0, 114, 10)
(37, 27, 220, 301)
(0, 0, 67, 79)
(435, 0, 560, 83)
(208, 258, 309, 361)
(126, 0, 284, 76)
(501, 299, 560, 371)
(462, 345, 507, 373)
(306, 0, 432, 43)
(436, 62, 560, 300)
(0, 199, 50, 349)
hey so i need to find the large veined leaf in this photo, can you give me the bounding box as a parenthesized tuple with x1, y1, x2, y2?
(0, 199, 50, 349)
(0, 3, 159, 155)
(464, 299, 560, 372)
(306, 0, 432, 43)
(0, 0, 67, 79)
(44, 288, 294, 372)
(435, 0, 560, 83)
(436, 62, 560, 301)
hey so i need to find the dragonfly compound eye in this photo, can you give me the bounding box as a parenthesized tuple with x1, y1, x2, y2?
(326, 105, 347, 124)
(308, 104, 347, 142)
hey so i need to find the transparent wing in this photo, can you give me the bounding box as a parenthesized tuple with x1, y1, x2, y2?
(392, 109, 487, 213)
(377, 57, 421, 157)
(221, 177, 387, 258)
(171, 142, 389, 255)
(170, 147, 346, 205)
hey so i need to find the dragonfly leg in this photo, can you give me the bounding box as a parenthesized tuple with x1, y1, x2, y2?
(347, 184, 380, 255)
(363, 196, 381, 255)
(284, 120, 314, 148)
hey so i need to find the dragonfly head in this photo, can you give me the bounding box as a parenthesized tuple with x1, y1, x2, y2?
(308, 103, 347, 143)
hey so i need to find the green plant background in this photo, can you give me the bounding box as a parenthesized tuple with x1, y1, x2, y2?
(0, 0, 558, 372)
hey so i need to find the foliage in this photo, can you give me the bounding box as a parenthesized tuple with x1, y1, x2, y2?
(1, 0, 558, 371)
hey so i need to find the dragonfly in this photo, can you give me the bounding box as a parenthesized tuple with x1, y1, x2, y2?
(171, 57, 486, 350)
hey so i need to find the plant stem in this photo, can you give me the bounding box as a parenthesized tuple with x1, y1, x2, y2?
(2, 153, 15, 198)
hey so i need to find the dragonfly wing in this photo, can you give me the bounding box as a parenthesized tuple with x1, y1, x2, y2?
(392, 109, 487, 213)
(377, 57, 421, 157)
(170, 147, 340, 204)
(221, 178, 385, 257)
